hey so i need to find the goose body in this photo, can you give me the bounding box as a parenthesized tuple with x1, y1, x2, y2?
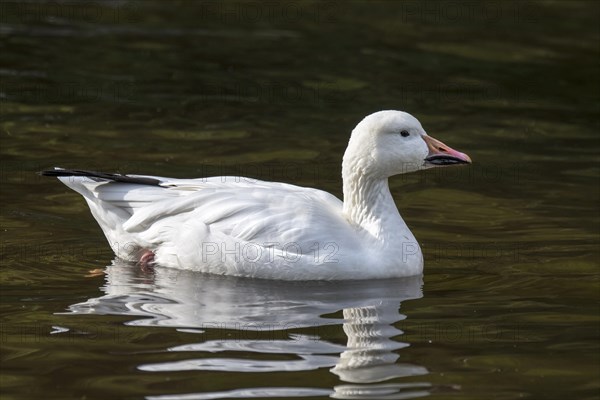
(43, 111, 471, 280)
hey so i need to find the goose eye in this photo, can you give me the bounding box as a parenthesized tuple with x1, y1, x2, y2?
(400, 130, 410, 137)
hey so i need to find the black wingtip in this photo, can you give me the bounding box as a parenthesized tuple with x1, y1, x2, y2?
(38, 168, 162, 186)
(39, 169, 67, 177)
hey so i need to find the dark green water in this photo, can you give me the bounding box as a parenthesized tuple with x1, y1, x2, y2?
(1, 1, 599, 399)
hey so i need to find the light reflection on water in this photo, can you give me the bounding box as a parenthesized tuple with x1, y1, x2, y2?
(64, 261, 430, 399)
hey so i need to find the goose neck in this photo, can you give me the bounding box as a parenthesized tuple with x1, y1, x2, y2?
(342, 165, 401, 240)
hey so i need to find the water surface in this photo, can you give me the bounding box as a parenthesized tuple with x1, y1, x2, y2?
(1, 1, 598, 399)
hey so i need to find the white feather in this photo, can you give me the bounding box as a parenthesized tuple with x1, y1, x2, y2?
(52, 111, 472, 280)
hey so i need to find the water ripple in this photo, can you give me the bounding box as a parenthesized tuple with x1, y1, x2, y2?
(64, 262, 430, 398)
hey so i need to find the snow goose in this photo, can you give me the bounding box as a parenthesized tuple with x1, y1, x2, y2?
(41, 110, 471, 280)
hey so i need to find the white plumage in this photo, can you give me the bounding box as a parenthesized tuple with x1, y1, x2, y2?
(47, 110, 471, 280)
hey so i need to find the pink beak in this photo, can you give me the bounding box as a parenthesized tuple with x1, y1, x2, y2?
(423, 135, 472, 166)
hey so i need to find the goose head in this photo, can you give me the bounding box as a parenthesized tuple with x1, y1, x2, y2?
(343, 110, 471, 178)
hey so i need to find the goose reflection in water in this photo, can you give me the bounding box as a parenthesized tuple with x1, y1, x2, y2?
(66, 261, 430, 399)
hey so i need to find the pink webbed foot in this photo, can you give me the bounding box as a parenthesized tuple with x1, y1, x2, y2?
(138, 250, 155, 272)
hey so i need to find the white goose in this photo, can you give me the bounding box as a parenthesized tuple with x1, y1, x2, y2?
(42, 110, 471, 280)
